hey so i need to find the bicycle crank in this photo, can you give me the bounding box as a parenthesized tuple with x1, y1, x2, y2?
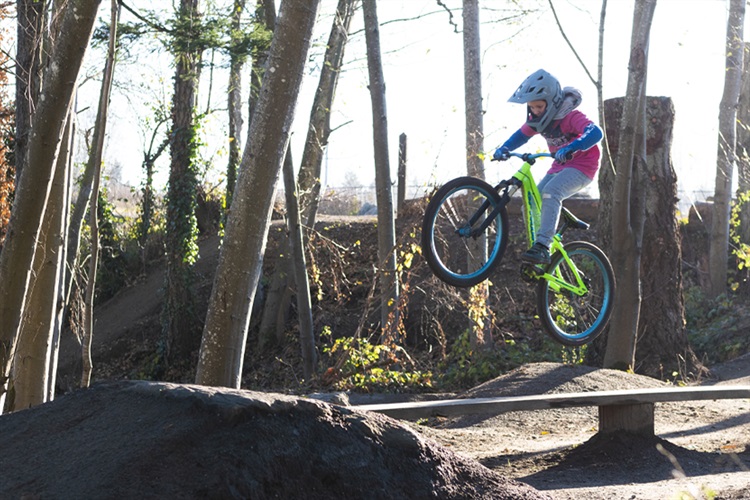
(519, 263, 545, 283)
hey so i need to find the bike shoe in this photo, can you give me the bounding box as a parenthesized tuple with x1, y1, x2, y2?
(521, 243, 550, 265)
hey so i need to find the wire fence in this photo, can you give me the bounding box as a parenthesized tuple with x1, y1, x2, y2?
(312, 184, 715, 218)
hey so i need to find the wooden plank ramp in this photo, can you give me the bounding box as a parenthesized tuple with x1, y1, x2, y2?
(350, 385, 750, 436)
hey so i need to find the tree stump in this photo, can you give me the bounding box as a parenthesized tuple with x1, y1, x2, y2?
(594, 97, 701, 377)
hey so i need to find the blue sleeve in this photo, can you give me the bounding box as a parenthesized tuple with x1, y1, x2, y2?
(501, 128, 531, 151)
(568, 123, 602, 152)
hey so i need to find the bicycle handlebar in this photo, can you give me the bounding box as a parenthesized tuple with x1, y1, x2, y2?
(489, 152, 553, 162)
(489, 151, 575, 164)
(507, 152, 553, 161)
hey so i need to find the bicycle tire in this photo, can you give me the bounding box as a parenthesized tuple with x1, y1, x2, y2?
(536, 241, 615, 346)
(421, 177, 509, 288)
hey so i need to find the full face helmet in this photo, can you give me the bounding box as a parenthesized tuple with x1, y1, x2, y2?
(508, 69, 564, 133)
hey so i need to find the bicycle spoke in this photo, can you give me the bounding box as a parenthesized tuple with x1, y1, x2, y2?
(422, 178, 509, 288)
(537, 242, 615, 346)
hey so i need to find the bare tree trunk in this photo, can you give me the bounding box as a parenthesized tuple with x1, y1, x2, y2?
(258, 0, 356, 349)
(463, 0, 484, 181)
(47, 115, 75, 402)
(15, 0, 45, 181)
(298, 0, 357, 227)
(737, 43, 750, 246)
(138, 130, 169, 274)
(282, 149, 316, 380)
(196, 0, 321, 388)
(363, 0, 399, 338)
(81, 180, 101, 388)
(397, 133, 406, 215)
(549, 0, 612, 169)
(462, 0, 492, 352)
(256, 234, 291, 352)
(635, 98, 702, 377)
(598, 97, 701, 378)
(709, 0, 746, 298)
(226, 0, 246, 209)
(248, 0, 276, 123)
(596, 0, 614, 171)
(602, 0, 656, 371)
(66, 132, 107, 313)
(247, 0, 277, 351)
(0, 0, 101, 410)
(7, 115, 71, 412)
(80, 0, 118, 388)
(164, 0, 203, 364)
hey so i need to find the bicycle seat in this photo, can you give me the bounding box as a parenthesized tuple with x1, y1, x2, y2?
(561, 207, 590, 230)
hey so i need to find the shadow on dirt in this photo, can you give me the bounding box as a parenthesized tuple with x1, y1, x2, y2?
(487, 433, 749, 491)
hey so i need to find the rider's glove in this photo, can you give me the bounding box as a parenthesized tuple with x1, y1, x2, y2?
(493, 146, 510, 161)
(555, 147, 574, 164)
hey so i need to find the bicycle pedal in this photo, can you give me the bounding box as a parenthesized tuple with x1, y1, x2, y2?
(519, 263, 544, 283)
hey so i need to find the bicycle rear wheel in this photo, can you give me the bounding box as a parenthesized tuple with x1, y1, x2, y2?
(537, 241, 615, 346)
(421, 177, 509, 288)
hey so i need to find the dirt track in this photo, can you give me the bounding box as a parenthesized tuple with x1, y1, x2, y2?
(2, 361, 749, 499)
(353, 361, 750, 499)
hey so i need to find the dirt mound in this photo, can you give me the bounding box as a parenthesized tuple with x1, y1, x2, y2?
(0, 381, 550, 499)
(462, 362, 667, 399)
(427, 362, 668, 429)
(411, 363, 750, 499)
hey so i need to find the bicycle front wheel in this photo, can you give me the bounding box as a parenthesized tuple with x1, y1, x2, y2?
(421, 177, 509, 288)
(537, 241, 615, 346)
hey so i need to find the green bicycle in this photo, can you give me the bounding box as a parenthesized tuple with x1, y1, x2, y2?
(421, 152, 615, 346)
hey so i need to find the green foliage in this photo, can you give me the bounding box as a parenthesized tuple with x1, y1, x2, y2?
(685, 286, 749, 365)
(230, 15, 273, 64)
(166, 2, 273, 63)
(162, 93, 204, 360)
(322, 335, 432, 392)
(130, 184, 167, 269)
(169, 9, 224, 57)
(684, 285, 713, 327)
(729, 190, 750, 276)
(166, 117, 202, 268)
(96, 2, 274, 73)
(94, 189, 129, 303)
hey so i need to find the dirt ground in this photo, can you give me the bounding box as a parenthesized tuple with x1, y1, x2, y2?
(0, 380, 547, 499)
(39, 208, 749, 498)
(395, 361, 750, 499)
(2, 361, 748, 498)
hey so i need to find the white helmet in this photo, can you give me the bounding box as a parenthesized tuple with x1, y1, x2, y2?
(508, 69, 564, 133)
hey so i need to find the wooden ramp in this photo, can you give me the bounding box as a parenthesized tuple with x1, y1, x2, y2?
(350, 385, 750, 436)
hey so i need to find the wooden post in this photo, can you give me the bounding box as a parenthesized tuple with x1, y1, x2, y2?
(397, 133, 406, 215)
(599, 403, 654, 436)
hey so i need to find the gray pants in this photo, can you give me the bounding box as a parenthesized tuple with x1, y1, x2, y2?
(535, 168, 592, 248)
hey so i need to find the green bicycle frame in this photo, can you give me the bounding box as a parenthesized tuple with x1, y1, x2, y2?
(511, 161, 542, 248)
(542, 241, 589, 297)
(508, 158, 589, 298)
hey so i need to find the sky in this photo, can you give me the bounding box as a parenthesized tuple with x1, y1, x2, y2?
(79, 0, 750, 211)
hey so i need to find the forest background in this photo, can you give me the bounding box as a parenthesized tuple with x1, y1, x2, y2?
(83, 0, 747, 214)
(0, 0, 749, 415)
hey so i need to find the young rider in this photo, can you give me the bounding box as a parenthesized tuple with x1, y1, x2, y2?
(493, 69, 603, 265)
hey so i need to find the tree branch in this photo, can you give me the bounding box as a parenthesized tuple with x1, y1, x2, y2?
(118, 0, 171, 33)
(435, 0, 459, 33)
(547, 0, 596, 87)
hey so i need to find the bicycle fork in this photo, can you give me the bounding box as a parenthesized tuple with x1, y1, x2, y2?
(461, 180, 518, 239)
